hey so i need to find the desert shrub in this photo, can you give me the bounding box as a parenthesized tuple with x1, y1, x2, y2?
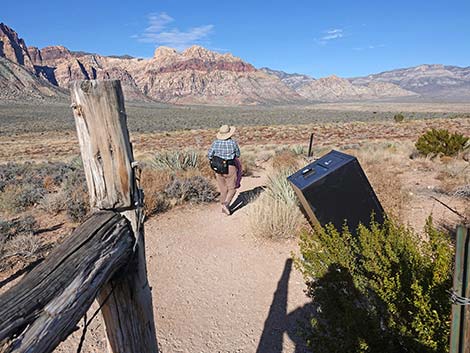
(240, 152, 257, 176)
(0, 161, 74, 192)
(454, 184, 470, 199)
(2, 233, 41, 262)
(63, 169, 89, 222)
(141, 168, 173, 216)
(249, 168, 305, 239)
(165, 175, 217, 204)
(434, 158, 470, 197)
(0, 215, 37, 240)
(39, 190, 68, 214)
(0, 161, 82, 214)
(249, 195, 305, 239)
(271, 150, 302, 170)
(296, 217, 452, 353)
(415, 128, 469, 157)
(0, 184, 45, 213)
(195, 155, 216, 179)
(0, 215, 39, 267)
(393, 113, 405, 122)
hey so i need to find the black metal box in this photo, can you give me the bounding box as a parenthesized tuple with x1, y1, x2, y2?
(287, 150, 384, 232)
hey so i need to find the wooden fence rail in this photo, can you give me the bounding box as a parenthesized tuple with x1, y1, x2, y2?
(0, 211, 133, 352)
(0, 80, 158, 353)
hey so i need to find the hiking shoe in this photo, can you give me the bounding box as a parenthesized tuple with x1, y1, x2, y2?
(222, 204, 231, 215)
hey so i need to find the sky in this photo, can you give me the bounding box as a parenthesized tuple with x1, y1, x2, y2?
(2, 0, 469, 77)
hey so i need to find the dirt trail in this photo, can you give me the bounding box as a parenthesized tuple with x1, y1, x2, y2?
(145, 172, 311, 353)
(55, 171, 311, 353)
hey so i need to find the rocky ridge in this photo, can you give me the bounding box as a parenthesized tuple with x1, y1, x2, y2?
(262, 68, 417, 101)
(351, 64, 470, 99)
(1, 22, 469, 104)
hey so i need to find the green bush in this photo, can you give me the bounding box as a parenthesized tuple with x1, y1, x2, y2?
(296, 217, 452, 353)
(393, 113, 405, 122)
(415, 128, 469, 157)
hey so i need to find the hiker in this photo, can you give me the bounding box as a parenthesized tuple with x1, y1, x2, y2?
(208, 125, 242, 215)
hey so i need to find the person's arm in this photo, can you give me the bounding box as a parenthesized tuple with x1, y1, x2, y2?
(208, 142, 215, 159)
(233, 140, 241, 158)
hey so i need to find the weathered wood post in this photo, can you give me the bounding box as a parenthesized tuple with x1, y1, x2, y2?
(70, 80, 158, 353)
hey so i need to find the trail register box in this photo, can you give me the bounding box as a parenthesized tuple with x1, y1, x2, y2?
(287, 150, 385, 233)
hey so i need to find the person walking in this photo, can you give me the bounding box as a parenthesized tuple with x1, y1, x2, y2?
(208, 125, 241, 215)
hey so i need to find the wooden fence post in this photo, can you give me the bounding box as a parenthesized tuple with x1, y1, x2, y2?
(70, 80, 158, 353)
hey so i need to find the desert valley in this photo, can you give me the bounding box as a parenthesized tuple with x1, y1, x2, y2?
(0, 17, 469, 353)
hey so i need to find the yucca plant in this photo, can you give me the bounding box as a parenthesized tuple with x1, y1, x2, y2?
(291, 144, 307, 156)
(151, 150, 200, 171)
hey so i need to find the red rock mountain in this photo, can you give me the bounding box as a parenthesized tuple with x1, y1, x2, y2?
(0, 22, 426, 104)
(25, 43, 302, 104)
(0, 24, 65, 102)
(0, 23, 35, 71)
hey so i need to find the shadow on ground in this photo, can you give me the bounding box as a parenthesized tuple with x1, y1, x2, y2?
(256, 259, 313, 353)
(230, 186, 265, 214)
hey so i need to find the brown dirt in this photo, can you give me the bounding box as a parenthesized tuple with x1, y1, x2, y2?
(1, 118, 469, 163)
(1, 118, 468, 352)
(54, 172, 311, 353)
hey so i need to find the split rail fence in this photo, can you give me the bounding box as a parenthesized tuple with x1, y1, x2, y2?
(0, 80, 158, 353)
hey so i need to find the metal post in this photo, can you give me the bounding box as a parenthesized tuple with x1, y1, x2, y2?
(307, 133, 314, 157)
(450, 226, 470, 353)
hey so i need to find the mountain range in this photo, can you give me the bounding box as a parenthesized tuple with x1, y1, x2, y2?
(1, 22, 469, 105)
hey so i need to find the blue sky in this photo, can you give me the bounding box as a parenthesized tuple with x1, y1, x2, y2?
(2, 0, 469, 77)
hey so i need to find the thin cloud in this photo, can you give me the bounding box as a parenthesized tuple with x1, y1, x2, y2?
(353, 44, 386, 51)
(146, 12, 174, 32)
(135, 12, 214, 51)
(316, 28, 344, 45)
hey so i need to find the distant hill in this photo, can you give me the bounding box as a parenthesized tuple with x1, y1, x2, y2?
(351, 64, 470, 100)
(261, 68, 417, 101)
(0, 22, 468, 105)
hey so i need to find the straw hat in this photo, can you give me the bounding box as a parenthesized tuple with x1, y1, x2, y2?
(216, 125, 236, 140)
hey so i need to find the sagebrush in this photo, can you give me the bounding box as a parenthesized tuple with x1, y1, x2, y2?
(296, 217, 452, 353)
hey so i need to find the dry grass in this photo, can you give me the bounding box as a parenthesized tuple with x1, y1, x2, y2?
(1, 233, 41, 262)
(434, 157, 469, 196)
(249, 196, 305, 239)
(354, 142, 413, 221)
(141, 168, 173, 217)
(271, 150, 304, 170)
(249, 168, 306, 239)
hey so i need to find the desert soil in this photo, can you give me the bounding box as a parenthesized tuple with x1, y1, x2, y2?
(55, 171, 311, 353)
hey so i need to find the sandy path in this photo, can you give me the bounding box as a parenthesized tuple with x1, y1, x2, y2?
(145, 173, 311, 353)
(54, 172, 312, 353)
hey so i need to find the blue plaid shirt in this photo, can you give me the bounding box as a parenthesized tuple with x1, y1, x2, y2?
(207, 138, 241, 160)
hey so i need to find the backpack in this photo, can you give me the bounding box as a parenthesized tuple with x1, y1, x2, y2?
(210, 155, 229, 174)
